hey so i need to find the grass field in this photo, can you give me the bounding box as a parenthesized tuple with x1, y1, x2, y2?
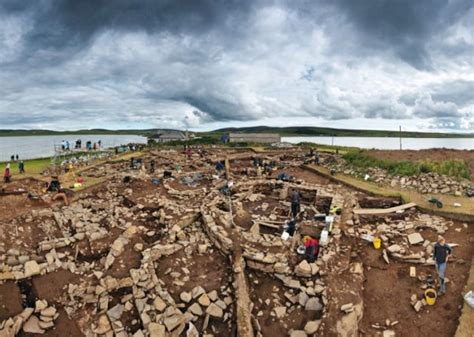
(343, 150, 470, 179)
(306, 165, 474, 217)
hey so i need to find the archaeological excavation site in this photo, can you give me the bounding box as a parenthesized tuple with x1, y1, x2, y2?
(0, 147, 473, 337)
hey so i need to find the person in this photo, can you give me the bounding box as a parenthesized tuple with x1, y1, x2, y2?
(10, 155, 14, 161)
(15, 154, 19, 161)
(433, 236, 452, 295)
(3, 163, 11, 183)
(18, 160, 25, 174)
(47, 176, 61, 192)
(291, 190, 301, 218)
(304, 236, 320, 263)
(215, 161, 225, 172)
(285, 218, 297, 236)
(149, 159, 156, 174)
(130, 157, 135, 169)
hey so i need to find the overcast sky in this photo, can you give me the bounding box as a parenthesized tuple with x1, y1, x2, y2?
(0, 0, 473, 132)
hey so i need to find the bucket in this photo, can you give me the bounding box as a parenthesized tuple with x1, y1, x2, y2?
(425, 288, 437, 305)
(373, 238, 381, 249)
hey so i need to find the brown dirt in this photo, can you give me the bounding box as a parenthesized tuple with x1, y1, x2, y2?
(367, 149, 474, 178)
(0, 282, 23, 321)
(32, 270, 84, 304)
(248, 271, 320, 336)
(156, 248, 234, 337)
(360, 220, 474, 337)
(18, 308, 83, 337)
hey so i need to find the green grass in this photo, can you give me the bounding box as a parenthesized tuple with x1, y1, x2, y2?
(342, 150, 470, 179)
(0, 151, 111, 177)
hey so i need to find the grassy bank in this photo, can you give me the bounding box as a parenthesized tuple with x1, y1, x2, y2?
(0, 151, 110, 177)
(305, 165, 474, 218)
(343, 150, 470, 179)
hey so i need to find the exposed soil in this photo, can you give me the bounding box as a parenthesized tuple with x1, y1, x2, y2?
(0, 282, 23, 321)
(248, 271, 320, 337)
(0, 148, 472, 337)
(360, 220, 474, 337)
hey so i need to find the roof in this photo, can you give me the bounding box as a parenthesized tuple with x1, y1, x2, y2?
(150, 130, 186, 139)
(228, 133, 280, 138)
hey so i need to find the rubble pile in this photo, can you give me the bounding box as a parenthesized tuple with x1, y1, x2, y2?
(0, 149, 470, 337)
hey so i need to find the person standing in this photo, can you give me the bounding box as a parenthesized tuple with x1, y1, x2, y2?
(18, 160, 25, 174)
(4, 163, 11, 182)
(433, 236, 452, 294)
(291, 190, 301, 218)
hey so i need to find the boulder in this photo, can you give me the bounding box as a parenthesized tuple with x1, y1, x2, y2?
(295, 260, 312, 277)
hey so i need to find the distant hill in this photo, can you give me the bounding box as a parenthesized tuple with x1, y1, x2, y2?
(0, 128, 172, 137)
(213, 126, 474, 138)
(1, 126, 473, 138)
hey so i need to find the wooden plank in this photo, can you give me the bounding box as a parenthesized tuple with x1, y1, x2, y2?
(255, 222, 280, 230)
(353, 202, 417, 215)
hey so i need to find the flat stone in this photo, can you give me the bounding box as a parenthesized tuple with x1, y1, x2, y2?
(340, 303, 354, 313)
(35, 300, 48, 312)
(304, 320, 321, 334)
(295, 260, 312, 277)
(94, 314, 111, 335)
(198, 293, 211, 307)
(180, 291, 192, 303)
(24, 260, 41, 277)
(148, 322, 166, 337)
(206, 303, 223, 318)
(40, 307, 57, 317)
(188, 303, 203, 316)
(408, 233, 424, 245)
(153, 297, 167, 312)
(387, 244, 401, 253)
(192, 286, 206, 298)
(23, 315, 45, 334)
(290, 330, 308, 337)
(305, 298, 322, 312)
(383, 330, 396, 337)
(274, 306, 287, 318)
(163, 314, 185, 332)
(298, 292, 309, 306)
(107, 304, 124, 321)
(413, 301, 422, 312)
(207, 290, 218, 302)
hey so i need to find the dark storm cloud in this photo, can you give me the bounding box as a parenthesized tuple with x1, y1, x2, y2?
(328, 0, 472, 69)
(0, 0, 473, 131)
(3, 0, 255, 49)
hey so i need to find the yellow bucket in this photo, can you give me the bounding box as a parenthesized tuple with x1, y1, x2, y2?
(373, 238, 381, 249)
(425, 289, 437, 305)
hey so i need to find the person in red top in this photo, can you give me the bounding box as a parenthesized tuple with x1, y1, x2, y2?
(304, 237, 320, 262)
(3, 163, 11, 183)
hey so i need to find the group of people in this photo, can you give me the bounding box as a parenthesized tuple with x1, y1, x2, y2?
(252, 157, 277, 176)
(61, 139, 102, 151)
(3, 160, 25, 182)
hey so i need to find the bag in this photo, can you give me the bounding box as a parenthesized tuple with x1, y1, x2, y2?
(465, 290, 474, 309)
